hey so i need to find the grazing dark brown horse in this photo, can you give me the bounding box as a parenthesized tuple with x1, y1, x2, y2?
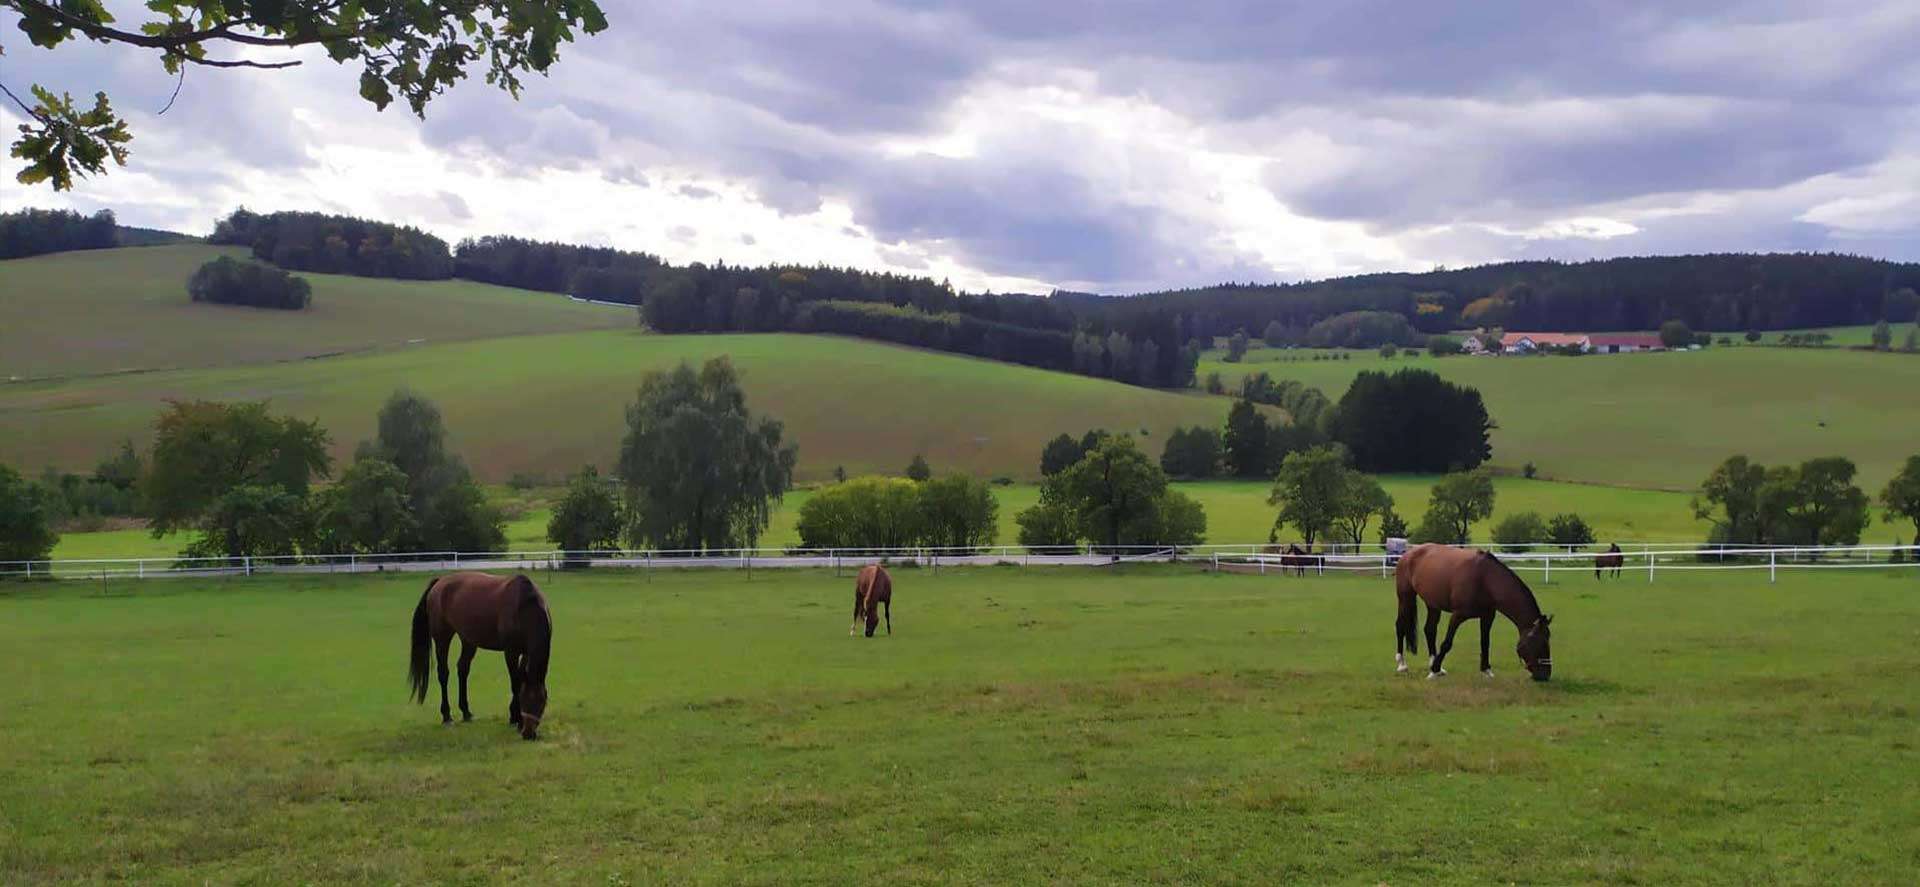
(850, 564, 892, 637)
(1595, 542, 1624, 579)
(409, 571, 552, 739)
(1279, 543, 1318, 577)
(1394, 544, 1553, 681)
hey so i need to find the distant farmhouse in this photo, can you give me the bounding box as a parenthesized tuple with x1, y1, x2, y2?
(1460, 332, 1667, 355)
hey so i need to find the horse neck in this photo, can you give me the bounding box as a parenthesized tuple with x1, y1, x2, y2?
(521, 600, 553, 683)
(1490, 571, 1543, 629)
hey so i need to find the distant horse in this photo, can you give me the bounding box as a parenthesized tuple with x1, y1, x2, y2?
(850, 564, 893, 637)
(1279, 544, 1317, 577)
(1394, 544, 1553, 681)
(409, 572, 553, 739)
(1594, 543, 1624, 579)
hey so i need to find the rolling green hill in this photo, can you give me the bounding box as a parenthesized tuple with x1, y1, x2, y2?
(0, 244, 631, 379)
(2, 330, 1239, 484)
(1201, 344, 1920, 490)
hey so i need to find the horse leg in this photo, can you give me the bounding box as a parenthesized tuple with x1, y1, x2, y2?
(850, 589, 863, 636)
(434, 636, 453, 724)
(505, 652, 524, 727)
(884, 598, 891, 635)
(1423, 605, 1442, 670)
(1479, 614, 1495, 677)
(1394, 595, 1417, 674)
(456, 641, 476, 722)
(1429, 612, 1467, 678)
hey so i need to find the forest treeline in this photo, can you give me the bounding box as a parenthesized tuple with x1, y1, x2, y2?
(26, 206, 1920, 389)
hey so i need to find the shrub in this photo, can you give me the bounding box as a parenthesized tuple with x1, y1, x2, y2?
(1523, 461, 1537, 480)
(0, 464, 60, 567)
(1546, 513, 1595, 549)
(546, 466, 624, 554)
(507, 472, 545, 492)
(1491, 511, 1547, 553)
(1427, 335, 1461, 356)
(1658, 319, 1693, 348)
(187, 256, 313, 310)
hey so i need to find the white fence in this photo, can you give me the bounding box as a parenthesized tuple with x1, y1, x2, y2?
(2, 542, 1916, 584)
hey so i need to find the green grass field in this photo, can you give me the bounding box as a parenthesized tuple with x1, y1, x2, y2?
(3, 567, 1915, 883)
(2, 331, 1237, 485)
(0, 245, 629, 379)
(1200, 344, 1920, 490)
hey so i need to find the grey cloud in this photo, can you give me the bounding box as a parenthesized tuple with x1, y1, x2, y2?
(677, 184, 719, 200)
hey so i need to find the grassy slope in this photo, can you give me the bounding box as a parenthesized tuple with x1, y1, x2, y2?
(1200, 345, 1920, 490)
(2, 567, 1914, 883)
(3, 331, 1235, 485)
(0, 244, 629, 379)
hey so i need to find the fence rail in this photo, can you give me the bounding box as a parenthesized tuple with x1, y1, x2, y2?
(3, 542, 1916, 583)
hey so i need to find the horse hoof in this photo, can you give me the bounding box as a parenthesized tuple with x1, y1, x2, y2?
(1395, 664, 1409, 674)
(1426, 669, 1447, 680)
(462, 714, 473, 723)
(1481, 669, 1496, 678)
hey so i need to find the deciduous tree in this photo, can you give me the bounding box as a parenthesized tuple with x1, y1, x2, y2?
(618, 358, 796, 551)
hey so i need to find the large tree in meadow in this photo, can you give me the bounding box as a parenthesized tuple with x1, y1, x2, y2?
(1330, 369, 1493, 473)
(1267, 444, 1349, 548)
(357, 390, 505, 552)
(2, 0, 607, 189)
(617, 358, 796, 552)
(1692, 455, 1770, 545)
(143, 400, 331, 558)
(1022, 436, 1205, 552)
(1882, 456, 1920, 550)
(1418, 469, 1496, 545)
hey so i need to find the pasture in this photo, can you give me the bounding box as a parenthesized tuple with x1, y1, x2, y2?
(0, 245, 628, 379)
(1200, 344, 1920, 490)
(1, 331, 1236, 485)
(2, 566, 1915, 884)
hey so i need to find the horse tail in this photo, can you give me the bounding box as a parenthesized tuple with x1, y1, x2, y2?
(408, 578, 437, 704)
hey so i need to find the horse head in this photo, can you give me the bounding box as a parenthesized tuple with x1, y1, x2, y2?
(1516, 614, 1553, 681)
(518, 681, 548, 740)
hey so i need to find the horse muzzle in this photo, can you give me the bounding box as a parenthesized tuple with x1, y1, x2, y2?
(1530, 659, 1552, 682)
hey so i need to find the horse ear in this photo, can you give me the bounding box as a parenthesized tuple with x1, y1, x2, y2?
(1543, 614, 1553, 625)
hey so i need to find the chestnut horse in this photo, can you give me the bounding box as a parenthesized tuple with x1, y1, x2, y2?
(850, 564, 892, 637)
(409, 571, 552, 739)
(1394, 544, 1553, 681)
(1594, 542, 1624, 579)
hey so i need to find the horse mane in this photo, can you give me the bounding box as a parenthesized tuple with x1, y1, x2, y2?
(513, 575, 552, 684)
(1479, 551, 1544, 620)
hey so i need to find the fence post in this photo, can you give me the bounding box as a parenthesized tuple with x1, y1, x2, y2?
(1769, 550, 1776, 584)
(139, 560, 144, 579)
(24, 560, 30, 580)
(1646, 546, 1654, 584)
(1544, 551, 1551, 584)
(245, 555, 252, 577)
(453, 551, 460, 568)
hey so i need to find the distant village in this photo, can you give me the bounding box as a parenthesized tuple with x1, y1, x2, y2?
(1460, 332, 1668, 355)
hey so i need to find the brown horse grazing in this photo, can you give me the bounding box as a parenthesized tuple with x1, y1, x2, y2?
(1595, 542, 1624, 579)
(1394, 544, 1553, 681)
(409, 572, 553, 739)
(1280, 543, 1319, 577)
(850, 564, 892, 637)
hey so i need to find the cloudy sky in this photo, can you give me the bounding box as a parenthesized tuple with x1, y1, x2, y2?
(4, 1, 1918, 293)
